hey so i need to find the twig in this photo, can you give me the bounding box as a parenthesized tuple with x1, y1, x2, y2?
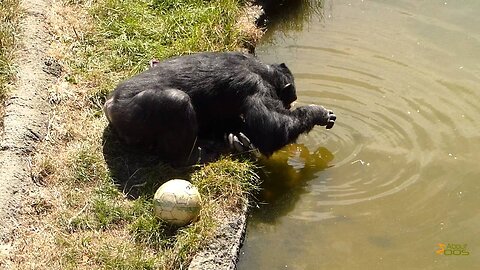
(67, 202, 89, 227)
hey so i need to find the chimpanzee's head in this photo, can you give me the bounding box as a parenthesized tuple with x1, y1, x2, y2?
(272, 63, 297, 109)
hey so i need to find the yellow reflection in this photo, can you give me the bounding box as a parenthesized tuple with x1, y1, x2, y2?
(257, 144, 334, 203)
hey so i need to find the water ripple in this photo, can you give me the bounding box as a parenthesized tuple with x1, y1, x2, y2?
(292, 63, 455, 206)
(255, 0, 480, 209)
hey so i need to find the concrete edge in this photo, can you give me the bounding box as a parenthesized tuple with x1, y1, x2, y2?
(188, 2, 267, 269)
(188, 201, 249, 270)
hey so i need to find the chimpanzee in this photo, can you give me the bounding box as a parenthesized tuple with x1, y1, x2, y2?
(104, 52, 336, 165)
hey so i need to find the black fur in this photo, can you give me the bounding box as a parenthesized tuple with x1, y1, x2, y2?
(104, 52, 335, 165)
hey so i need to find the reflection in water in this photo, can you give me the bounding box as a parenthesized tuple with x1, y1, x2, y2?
(256, 0, 323, 32)
(253, 144, 333, 223)
(240, 0, 480, 269)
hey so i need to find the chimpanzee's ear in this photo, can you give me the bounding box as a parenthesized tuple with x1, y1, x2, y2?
(279, 63, 287, 68)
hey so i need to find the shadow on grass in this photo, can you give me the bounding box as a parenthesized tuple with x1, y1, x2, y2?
(101, 125, 191, 199)
(101, 125, 238, 199)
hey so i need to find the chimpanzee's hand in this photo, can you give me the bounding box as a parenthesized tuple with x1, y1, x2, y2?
(310, 105, 336, 129)
(324, 109, 336, 129)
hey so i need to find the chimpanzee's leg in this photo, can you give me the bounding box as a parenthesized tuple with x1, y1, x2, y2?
(105, 89, 198, 165)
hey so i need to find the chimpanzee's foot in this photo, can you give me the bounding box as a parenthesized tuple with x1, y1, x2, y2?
(226, 132, 260, 156)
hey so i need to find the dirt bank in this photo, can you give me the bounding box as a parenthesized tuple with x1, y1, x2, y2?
(0, 0, 51, 259)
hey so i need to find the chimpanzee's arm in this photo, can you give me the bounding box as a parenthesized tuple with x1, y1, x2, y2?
(242, 95, 335, 156)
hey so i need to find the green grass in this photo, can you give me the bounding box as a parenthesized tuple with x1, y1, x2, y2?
(0, 0, 21, 101)
(52, 152, 257, 269)
(70, 144, 109, 184)
(16, 1, 260, 268)
(192, 158, 260, 206)
(66, 0, 248, 110)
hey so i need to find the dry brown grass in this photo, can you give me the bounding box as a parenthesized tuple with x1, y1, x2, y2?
(0, 0, 22, 128)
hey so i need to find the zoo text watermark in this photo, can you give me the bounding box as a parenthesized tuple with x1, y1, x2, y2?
(436, 243, 470, 256)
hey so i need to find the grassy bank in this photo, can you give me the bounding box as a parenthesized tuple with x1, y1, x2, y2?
(9, 0, 260, 269)
(0, 0, 21, 104)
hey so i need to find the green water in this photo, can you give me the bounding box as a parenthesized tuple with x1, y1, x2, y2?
(238, 0, 480, 269)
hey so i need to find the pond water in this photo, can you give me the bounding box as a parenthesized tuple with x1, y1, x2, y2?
(238, 0, 480, 269)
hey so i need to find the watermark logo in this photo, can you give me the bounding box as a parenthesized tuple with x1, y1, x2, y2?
(436, 243, 470, 256)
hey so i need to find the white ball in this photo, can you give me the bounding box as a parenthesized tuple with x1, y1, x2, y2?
(153, 179, 202, 226)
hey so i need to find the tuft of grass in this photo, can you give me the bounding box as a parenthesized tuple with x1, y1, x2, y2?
(0, 0, 21, 102)
(192, 157, 260, 207)
(69, 145, 109, 185)
(129, 205, 167, 249)
(91, 195, 129, 229)
(95, 246, 157, 270)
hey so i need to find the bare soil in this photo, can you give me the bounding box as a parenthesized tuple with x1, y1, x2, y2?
(0, 0, 51, 264)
